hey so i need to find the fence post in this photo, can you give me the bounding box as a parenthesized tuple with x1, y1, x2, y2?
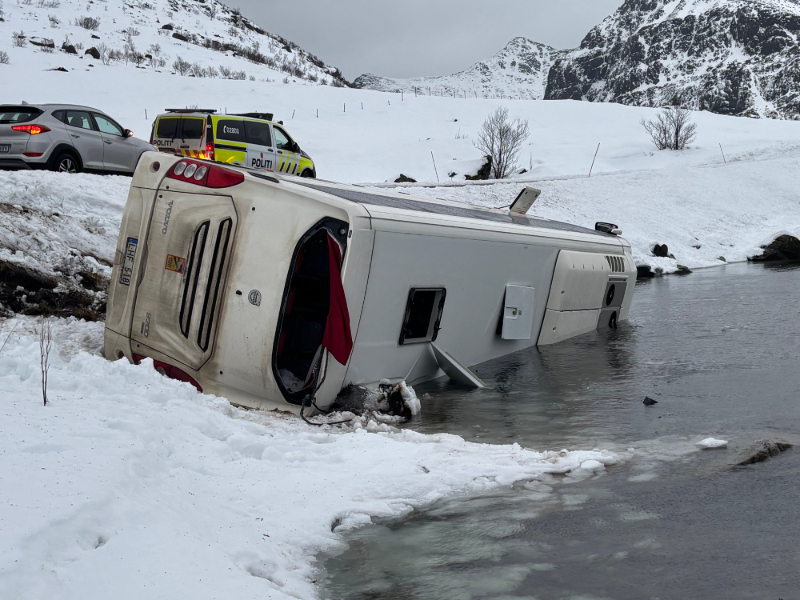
(589, 143, 601, 177)
(719, 143, 727, 164)
(292, 109, 295, 119)
(431, 151, 440, 183)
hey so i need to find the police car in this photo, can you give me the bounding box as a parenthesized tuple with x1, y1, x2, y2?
(150, 109, 316, 177)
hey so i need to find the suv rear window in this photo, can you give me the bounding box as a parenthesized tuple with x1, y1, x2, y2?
(181, 118, 205, 139)
(0, 106, 43, 124)
(156, 117, 179, 138)
(216, 119, 246, 143)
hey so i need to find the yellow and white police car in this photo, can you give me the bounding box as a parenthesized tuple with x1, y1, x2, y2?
(150, 109, 316, 177)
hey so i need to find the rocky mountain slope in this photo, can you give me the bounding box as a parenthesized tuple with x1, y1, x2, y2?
(546, 0, 800, 118)
(0, 0, 349, 87)
(353, 38, 560, 100)
(356, 0, 800, 119)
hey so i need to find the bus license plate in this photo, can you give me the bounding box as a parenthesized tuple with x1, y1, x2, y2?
(119, 237, 138, 286)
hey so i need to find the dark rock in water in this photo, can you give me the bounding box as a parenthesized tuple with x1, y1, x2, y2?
(385, 385, 413, 420)
(643, 396, 658, 406)
(331, 382, 412, 419)
(675, 265, 693, 274)
(636, 265, 655, 279)
(652, 243, 670, 258)
(748, 234, 800, 262)
(84, 46, 101, 60)
(736, 441, 792, 466)
(718, 256, 727, 262)
(394, 174, 416, 184)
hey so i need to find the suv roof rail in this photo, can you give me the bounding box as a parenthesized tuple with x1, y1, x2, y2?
(165, 108, 217, 114)
(230, 112, 274, 121)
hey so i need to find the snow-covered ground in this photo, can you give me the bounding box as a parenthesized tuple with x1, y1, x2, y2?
(0, 317, 618, 599)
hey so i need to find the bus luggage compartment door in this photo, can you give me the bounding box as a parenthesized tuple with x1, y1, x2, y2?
(130, 190, 238, 370)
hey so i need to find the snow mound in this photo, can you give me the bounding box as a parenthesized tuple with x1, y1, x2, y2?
(0, 318, 618, 598)
(696, 437, 729, 449)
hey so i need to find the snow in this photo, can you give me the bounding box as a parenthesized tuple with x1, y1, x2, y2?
(398, 381, 421, 416)
(697, 437, 729, 449)
(0, 317, 618, 599)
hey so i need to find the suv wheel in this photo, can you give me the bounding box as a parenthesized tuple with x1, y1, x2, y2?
(300, 169, 315, 178)
(52, 153, 80, 174)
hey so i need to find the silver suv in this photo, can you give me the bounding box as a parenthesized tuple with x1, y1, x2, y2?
(0, 103, 155, 174)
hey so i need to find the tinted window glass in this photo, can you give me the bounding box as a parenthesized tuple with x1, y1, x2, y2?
(156, 117, 179, 138)
(274, 127, 292, 151)
(245, 120, 271, 147)
(94, 114, 124, 136)
(181, 117, 205, 139)
(216, 119, 246, 143)
(64, 111, 95, 130)
(0, 106, 43, 124)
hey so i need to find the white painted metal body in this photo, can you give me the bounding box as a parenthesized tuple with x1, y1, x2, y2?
(104, 152, 636, 413)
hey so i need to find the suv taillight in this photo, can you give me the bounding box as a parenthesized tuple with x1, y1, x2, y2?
(167, 159, 244, 188)
(12, 124, 51, 135)
(205, 142, 214, 160)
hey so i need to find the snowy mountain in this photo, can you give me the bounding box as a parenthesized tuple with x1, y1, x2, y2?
(353, 38, 561, 100)
(545, 0, 800, 118)
(0, 0, 349, 87)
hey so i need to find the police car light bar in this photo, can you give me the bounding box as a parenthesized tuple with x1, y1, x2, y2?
(165, 109, 218, 114)
(230, 112, 274, 121)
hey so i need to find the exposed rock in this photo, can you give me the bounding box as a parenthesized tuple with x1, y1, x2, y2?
(394, 174, 416, 184)
(675, 265, 692, 274)
(465, 155, 492, 181)
(652, 243, 670, 258)
(84, 47, 101, 60)
(545, 0, 800, 119)
(48, 67, 69, 72)
(748, 234, 800, 261)
(29, 37, 55, 49)
(636, 265, 655, 279)
(643, 396, 658, 406)
(172, 32, 189, 42)
(61, 43, 77, 55)
(718, 256, 727, 262)
(736, 441, 792, 466)
(91, 34, 100, 40)
(161, 23, 174, 30)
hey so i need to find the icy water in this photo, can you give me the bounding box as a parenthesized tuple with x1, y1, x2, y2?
(320, 262, 800, 600)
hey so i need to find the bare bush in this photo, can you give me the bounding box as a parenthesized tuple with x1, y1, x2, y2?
(39, 319, 52, 407)
(473, 107, 530, 179)
(48, 14, 60, 27)
(641, 105, 698, 150)
(0, 50, 8, 64)
(172, 56, 190, 75)
(12, 31, 27, 47)
(75, 16, 100, 30)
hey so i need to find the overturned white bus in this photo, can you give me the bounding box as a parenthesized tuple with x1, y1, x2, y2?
(104, 152, 636, 413)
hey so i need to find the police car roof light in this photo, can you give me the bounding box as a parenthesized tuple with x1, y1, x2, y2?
(165, 109, 217, 114)
(167, 159, 244, 189)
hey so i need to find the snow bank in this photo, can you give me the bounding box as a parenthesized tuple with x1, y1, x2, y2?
(0, 318, 617, 599)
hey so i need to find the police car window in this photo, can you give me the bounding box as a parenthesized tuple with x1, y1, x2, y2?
(274, 127, 292, 151)
(245, 120, 271, 147)
(156, 117, 179, 138)
(64, 111, 96, 131)
(181, 118, 205, 139)
(216, 119, 246, 143)
(94, 114, 124, 136)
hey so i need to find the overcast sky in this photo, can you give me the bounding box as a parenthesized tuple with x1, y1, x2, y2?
(223, 0, 625, 80)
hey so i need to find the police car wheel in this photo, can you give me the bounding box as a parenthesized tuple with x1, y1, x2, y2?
(300, 169, 315, 178)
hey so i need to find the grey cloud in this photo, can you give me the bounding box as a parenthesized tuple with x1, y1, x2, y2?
(224, 0, 624, 79)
